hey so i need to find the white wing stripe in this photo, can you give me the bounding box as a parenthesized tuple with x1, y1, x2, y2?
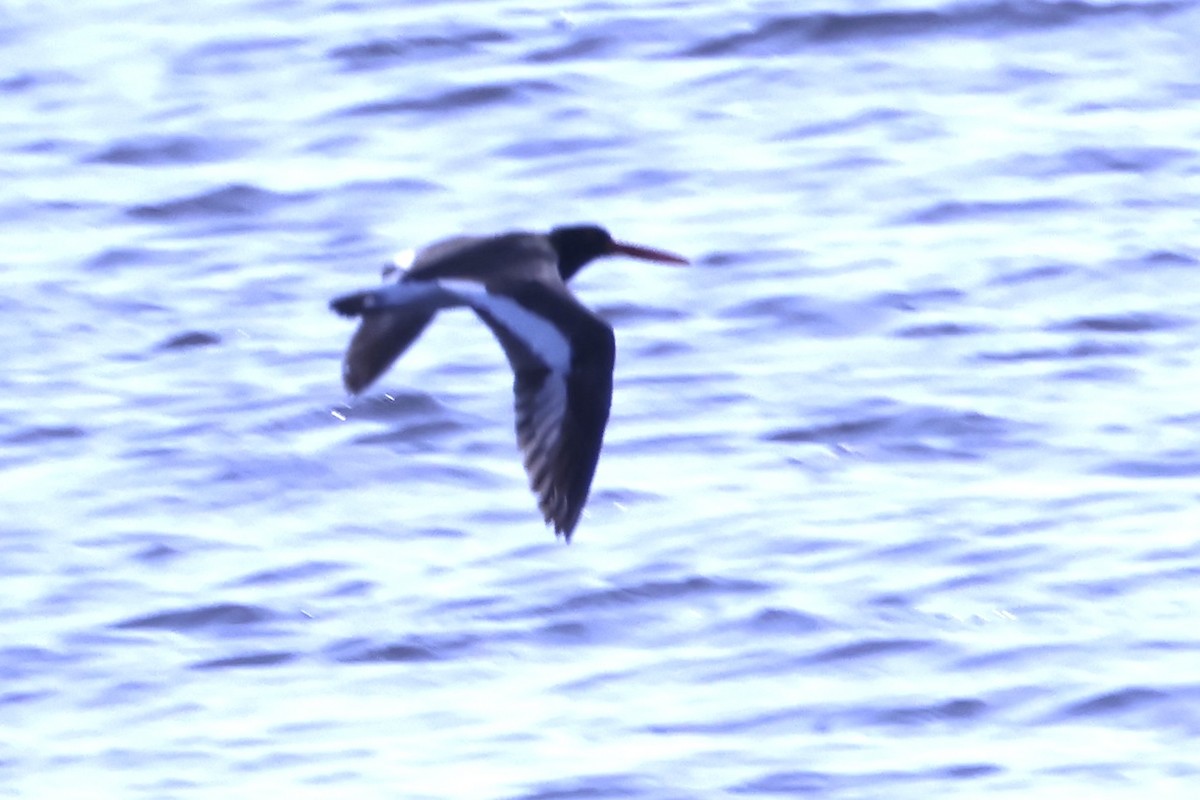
(366, 280, 458, 311)
(438, 281, 573, 371)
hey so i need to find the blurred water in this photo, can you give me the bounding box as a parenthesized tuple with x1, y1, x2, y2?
(3, 0, 1200, 797)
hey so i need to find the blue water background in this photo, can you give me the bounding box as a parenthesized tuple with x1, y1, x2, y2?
(3, 1, 1200, 797)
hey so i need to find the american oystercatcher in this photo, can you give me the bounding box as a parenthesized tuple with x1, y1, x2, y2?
(330, 224, 688, 541)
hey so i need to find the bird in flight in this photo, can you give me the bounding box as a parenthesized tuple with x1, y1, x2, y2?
(330, 224, 688, 541)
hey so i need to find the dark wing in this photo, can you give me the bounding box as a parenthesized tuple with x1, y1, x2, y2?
(467, 282, 615, 540)
(341, 307, 437, 394)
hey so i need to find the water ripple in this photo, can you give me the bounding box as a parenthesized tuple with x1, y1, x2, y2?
(127, 184, 296, 221)
(683, 1, 1185, 57)
(328, 29, 511, 71)
(113, 603, 275, 631)
(337, 81, 561, 117)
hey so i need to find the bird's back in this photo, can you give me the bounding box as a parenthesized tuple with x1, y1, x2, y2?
(406, 231, 562, 287)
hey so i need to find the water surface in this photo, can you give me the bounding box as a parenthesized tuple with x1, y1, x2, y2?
(3, 1, 1200, 797)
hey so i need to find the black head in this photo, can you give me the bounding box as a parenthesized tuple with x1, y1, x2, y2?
(548, 224, 689, 281)
(548, 225, 616, 281)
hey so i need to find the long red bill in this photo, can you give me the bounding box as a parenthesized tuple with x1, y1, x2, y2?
(611, 241, 689, 265)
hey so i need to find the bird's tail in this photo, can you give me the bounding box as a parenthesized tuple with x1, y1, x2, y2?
(330, 291, 375, 318)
